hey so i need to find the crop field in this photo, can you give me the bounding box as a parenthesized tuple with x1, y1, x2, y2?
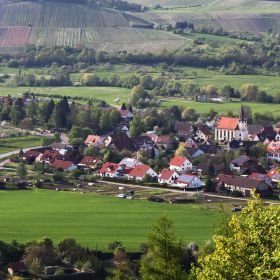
(28, 27, 190, 52)
(0, 189, 219, 250)
(0, 26, 31, 47)
(128, 0, 215, 8)
(0, 135, 41, 155)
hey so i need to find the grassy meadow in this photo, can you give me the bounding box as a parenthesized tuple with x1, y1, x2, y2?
(0, 135, 41, 154)
(0, 189, 219, 251)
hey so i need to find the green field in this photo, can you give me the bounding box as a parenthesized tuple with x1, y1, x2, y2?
(0, 189, 219, 251)
(0, 85, 279, 116)
(0, 135, 41, 154)
(161, 99, 280, 116)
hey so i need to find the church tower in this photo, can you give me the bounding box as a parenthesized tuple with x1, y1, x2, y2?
(238, 104, 248, 141)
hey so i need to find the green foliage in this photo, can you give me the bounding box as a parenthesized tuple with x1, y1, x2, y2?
(194, 195, 280, 279)
(16, 162, 27, 179)
(140, 216, 187, 280)
(129, 114, 144, 138)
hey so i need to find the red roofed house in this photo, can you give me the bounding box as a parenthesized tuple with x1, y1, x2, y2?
(85, 135, 104, 148)
(98, 162, 124, 178)
(158, 169, 179, 185)
(215, 105, 248, 143)
(128, 164, 157, 181)
(249, 173, 272, 187)
(78, 156, 102, 169)
(267, 140, 280, 163)
(38, 150, 63, 164)
(267, 168, 280, 183)
(169, 156, 192, 172)
(50, 160, 77, 172)
(156, 135, 174, 150)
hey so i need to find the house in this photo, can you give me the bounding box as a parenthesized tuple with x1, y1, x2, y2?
(117, 109, 134, 122)
(8, 261, 27, 276)
(195, 127, 211, 143)
(254, 126, 277, 142)
(174, 122, 194, 141)
(22, 150, 41, 164)
(50, 160, 77, 172)
(175, 174, 202, 189)
(247, 125, 263, 140)
(267, 141, 280, 162)
(158, 169, 179, 185)
(215, 105, 248, 143)
(230, 154, 258, 173)
(156, 135, 174, 150)
(98, 162, 124, 178)
(128, 164, 157, 181)
(78, 156, 102, 169)
(267, 168, 280, 183)
(215, 174, 272, 197)
(85, 135, 105, 148)
(249, 173, 272, 187)
(38, 150, 63, 164)
(119, 157, 142, 169)
(169, 156, 192, 172)
(186, 147, 204, 158)
(196, 162, 232, 176)
(199, 141, 218, 155)
(50, 143, 70, 151)
(105, 132, 135, 152)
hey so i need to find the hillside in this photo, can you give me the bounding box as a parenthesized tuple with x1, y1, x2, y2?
(131, 0, 280, 34)
(0, 1, 189, 52)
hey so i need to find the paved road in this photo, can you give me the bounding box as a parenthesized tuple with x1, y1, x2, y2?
(0, 146, 42, 160)
(98, 180, 280, 205)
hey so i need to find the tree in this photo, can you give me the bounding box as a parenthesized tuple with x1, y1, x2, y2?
(175, 143, 187, 157)
(17, 162, 27, 179)
(129, 114, 143, 138)
(19, 118, 34, 130)
(194, 194, 280, 280)
(140, 216, 187, 280)
(10, 98, 26, 125)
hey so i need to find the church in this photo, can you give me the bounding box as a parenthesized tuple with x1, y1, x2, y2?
(215, 106, 248, 144)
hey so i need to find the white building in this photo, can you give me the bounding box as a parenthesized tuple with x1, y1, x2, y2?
(169, 156, 192, 172)
(215, 106, 248, 143)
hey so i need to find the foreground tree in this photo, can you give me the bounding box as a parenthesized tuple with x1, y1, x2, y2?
(194, 193, 280, 280)
(140, 216, 187, 280)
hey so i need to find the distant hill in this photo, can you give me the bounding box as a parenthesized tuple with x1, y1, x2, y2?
(0, 0, 190, 53)
(130, 0, 280, 34)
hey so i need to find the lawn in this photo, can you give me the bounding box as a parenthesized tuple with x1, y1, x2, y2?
(161, 99, 280, 116)
(0, 86, 131, 105)
(0, 136, 42, 155)
(0, 189, 219, 251)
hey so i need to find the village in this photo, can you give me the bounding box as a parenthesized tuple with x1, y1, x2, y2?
(7, 104, 278, 201)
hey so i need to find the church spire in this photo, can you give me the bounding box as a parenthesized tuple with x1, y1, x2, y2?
(239, 103, 246, 122)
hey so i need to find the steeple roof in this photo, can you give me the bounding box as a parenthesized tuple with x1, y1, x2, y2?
(239, 105, 246, 122)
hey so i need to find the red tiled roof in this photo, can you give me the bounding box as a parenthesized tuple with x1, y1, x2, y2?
(158, 168, 177, 180)
(41, 150, 62, 161)
(99, 162, 121, 174)
(267, 168, 280, 179)
(85, 135, 101, 145)
(79, 156, 101, 165)
(23, 150, 41, 158)
(267, 141, 280, 154)
(249, 173, 270, 182)
(216, 117, 239, 130)
(170, 156, 189, 167)
(156, 135, 171, 144)
(128, 164, 150, 178)
(50, 160, 74, 169)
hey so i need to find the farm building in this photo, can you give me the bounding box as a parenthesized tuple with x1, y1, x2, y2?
(215, 174, 272, 197)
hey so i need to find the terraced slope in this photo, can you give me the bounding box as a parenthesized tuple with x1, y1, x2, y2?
(0, 1, 189, 53)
